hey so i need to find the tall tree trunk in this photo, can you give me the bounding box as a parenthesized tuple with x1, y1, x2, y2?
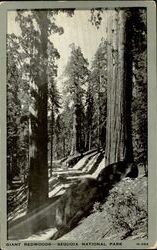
(50, 108, 54, 177)
(85, 88, 93, 151)
(80, 106, 85, 154)
(28, 11, 49, 211)
(63, 137, 66, 157)
(86, 123, 92, 151)
(97, 74, 101, 151)
(89, 125, 92, 150)
(70, 80, 80, 155)
(50, 133, 53, 177)
(28, 111, 38, 211)
(124, 12, 134, 162)
(7, 154, 12, 188)
(70, 104, 79, 155)
(105, 10, 127, 166)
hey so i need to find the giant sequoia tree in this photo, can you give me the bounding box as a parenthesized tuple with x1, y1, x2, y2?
(28, 11, 49, 210)
(91, 8, 147, 166)
(15, 10, 69, 211)
(100, 9, 147, 166)
(105, 10, 128, 165)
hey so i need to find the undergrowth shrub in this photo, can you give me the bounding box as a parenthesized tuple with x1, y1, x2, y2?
(104, 178, 148, 235)
(93, 201, 103, 213)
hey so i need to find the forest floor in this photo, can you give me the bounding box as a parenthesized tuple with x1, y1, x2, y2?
(7, 151, 148, 241)
(7, 149, 104, 222)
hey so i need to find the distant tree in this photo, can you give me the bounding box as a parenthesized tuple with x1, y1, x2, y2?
(89, 39, 107, 151)
(129, 9, 147, 164)
(64, 44, 89, 155)
(85, 81, 94, 151)
(48, 79, 61, 176)
(7, 50, 21, 187)
(7, 34, 30, 187)
(54, 114, 65, 159)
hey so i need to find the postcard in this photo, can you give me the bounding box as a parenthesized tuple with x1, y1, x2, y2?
(0, 1, 156, 249)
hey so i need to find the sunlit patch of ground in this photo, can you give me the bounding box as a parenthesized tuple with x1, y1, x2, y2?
(21, 228, 58, 241)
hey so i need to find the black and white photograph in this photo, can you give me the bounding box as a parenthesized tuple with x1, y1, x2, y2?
(0, 1, 156, 249)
